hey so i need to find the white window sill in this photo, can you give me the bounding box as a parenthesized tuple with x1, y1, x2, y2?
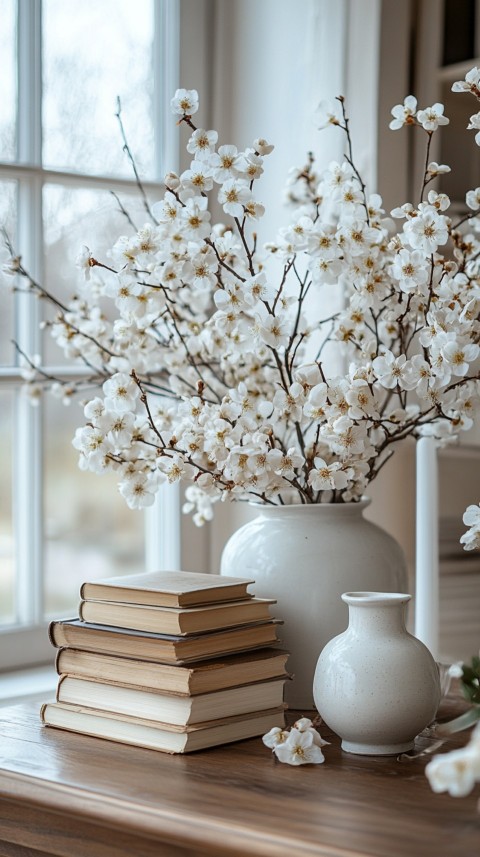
(0, 665, 57, 707)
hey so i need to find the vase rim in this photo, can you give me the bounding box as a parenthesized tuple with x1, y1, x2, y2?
(342, 591, 411, 607)
(249, 497, 371, 514)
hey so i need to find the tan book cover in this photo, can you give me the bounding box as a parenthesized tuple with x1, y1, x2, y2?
(79, 597, 275, 636)
(56, 647, 290, 695)
(80, 570, 255, 608)
(40, 702, 286, 753)
(48, 618, 282, 664)
(56, 674, 286, 726)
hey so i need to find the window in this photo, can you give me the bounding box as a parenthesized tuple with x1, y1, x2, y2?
(0, 0, 181, 670)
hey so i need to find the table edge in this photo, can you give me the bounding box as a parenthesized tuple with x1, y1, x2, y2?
(0, 768, 370, 857)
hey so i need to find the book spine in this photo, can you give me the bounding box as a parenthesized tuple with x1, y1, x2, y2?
(48, 621, 67, 648)
(55, 649, 64, 676)
(56, 675, 66, 702)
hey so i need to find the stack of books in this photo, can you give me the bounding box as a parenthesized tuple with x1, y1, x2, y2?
(41, 571, 288, 754)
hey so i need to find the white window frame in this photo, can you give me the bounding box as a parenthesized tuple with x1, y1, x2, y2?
(0, 0, 181, 670)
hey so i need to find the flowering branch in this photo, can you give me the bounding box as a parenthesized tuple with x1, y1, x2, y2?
(1, 77, 479, 525)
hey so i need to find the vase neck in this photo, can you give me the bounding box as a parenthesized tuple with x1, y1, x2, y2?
(343, 592, 410, 636)
(254, 499, 370, 521)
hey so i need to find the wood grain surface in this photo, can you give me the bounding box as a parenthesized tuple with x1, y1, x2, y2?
(0, 699, 478, 857)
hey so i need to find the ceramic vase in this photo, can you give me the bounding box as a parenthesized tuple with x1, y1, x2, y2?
(220, 500, 408, 709)
(313, 592, 441, 755)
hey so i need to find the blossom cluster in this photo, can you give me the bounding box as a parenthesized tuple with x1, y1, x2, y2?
(426, 722, 480, 798)
(451, 67, 480, 146)
(3, 72, 480, 525)
(426, 655, 480, 800)
(460, 503, 480, 551)
(262, 716, 329, 765)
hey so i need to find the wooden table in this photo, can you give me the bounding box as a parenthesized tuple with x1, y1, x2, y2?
(0, 700, 479, 857)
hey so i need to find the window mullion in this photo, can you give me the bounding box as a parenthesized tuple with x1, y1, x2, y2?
(154, 0, 180, 178)
(14, 0, 44, 626)
(145, 0, 181, 572)
(17, 0, 42, 165)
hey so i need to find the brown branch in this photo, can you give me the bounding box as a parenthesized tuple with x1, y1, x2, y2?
(115, 97, 158, 224)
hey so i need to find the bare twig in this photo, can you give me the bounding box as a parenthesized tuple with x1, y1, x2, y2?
(115, 96, 158, 224)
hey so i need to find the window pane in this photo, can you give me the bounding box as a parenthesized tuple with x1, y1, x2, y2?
(42, 182, 153, 364)
(0, 0, 17, 161)
(43, 395, 144, 619)
(0, 392, 14, 626)
(0, 180, 17, 365)
(42, 0, 155, 178)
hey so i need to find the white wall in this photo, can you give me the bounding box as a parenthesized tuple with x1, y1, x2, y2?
(210, 0, 381, 239)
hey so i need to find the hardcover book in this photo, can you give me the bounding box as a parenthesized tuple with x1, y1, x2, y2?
(56, 674, 286, 726)
(79, 597, 275, 636)
(49, 618, 282, 664)
(80, 570, 254, 608)
(40, 702, 286, 754)
(56, 647, 290, 695)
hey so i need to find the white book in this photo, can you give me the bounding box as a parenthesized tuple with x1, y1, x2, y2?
(41, 702, 286, 754)
(57, 674, 286, 726)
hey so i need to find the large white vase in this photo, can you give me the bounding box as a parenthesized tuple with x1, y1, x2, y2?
(220, 500, 408, 709)
(313, 592, 440, 754)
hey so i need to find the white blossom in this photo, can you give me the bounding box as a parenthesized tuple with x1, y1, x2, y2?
(403, 208, 449, 253)
(180, 161, 214, 195)
(119, 472, 159, 509)
(164, 171, 180, 190)
(390, 249, 429, 293)
(243, 199, 265, 220)
(460, 503, 480, 551)
(267, 447, 304, 480)
(75, 246, 94, 280)
(451, 67, 480, 93)
(262, 726, 290, 749)
(181, 196, 211, 239)
(389, 95, 417, 130)
(403, 354, 434, 398)
(253, 137, 274, 155)
(273, 728, 326, 766)
(237, 150, 264, 181)
(263, 718, 329, 765)
(255, 311, 290, 349)
(321, 416, 369, 457)
(372, 351, 413, 390)
(102, 373, 139, 414)
(426, 161, 451, 177)
(170, 88, 199, 116)
(426, 743, 480, 797)
(186, 128, 218, 159)
(441, 340, 479, 377)
(218, 179, 253, 217)
(466, 188, 480, 211)
(293, 718, 330, 749)
(208, 145, 243, 183)
(467, 112, 480, 146)
(316, 99, 341, 129)
(309, 458, 349, 491)
(416, 103, 449, 131)
(158, 453, 195, 484)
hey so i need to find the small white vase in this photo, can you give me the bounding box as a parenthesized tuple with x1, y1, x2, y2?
(220, 501, 407, 709)
(313, 592, 441, 755)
